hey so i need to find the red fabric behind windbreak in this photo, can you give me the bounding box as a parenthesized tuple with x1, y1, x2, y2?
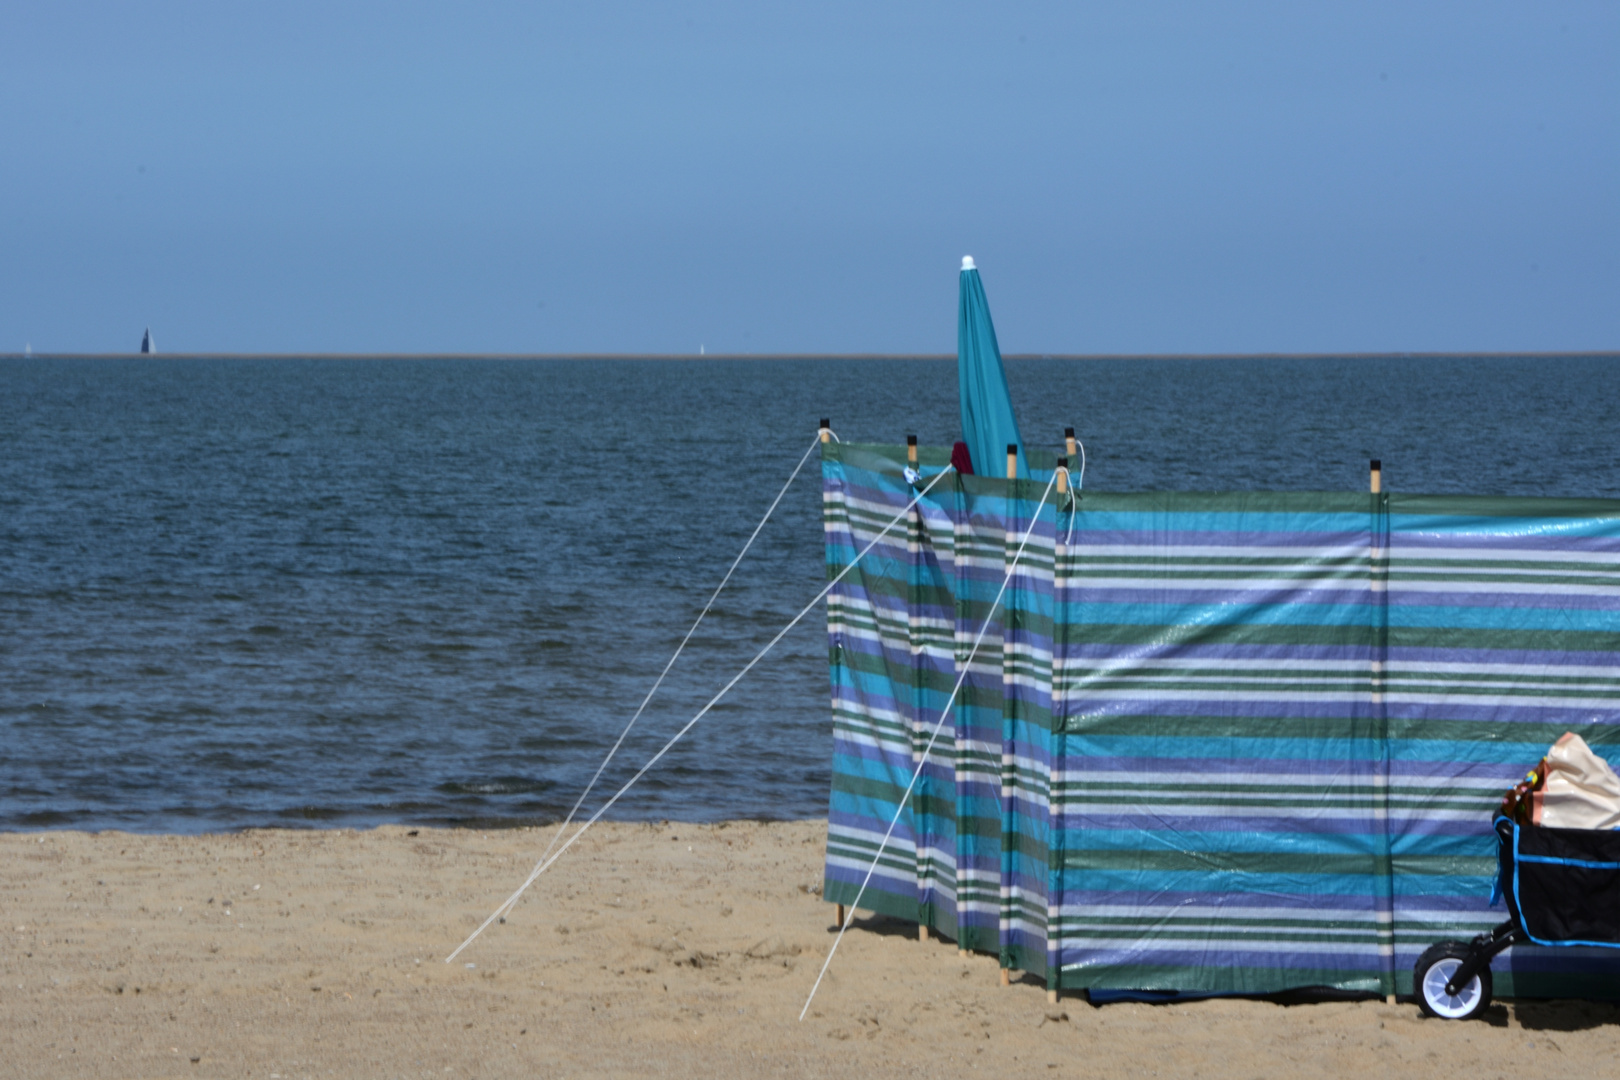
(950, 441, 974, 475)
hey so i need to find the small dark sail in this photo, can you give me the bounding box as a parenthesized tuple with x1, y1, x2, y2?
(140, 328, 154, 354)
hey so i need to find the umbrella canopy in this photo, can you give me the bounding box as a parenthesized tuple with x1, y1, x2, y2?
(956, 256, 1026, 478)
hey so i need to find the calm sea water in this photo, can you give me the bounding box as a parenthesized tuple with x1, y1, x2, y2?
(3, 354, 1619, 833)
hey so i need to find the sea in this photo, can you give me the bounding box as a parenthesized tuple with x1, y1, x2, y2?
(4, 354, 1619, 833)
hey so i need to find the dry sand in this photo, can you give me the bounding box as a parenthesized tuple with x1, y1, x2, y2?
(3, 821, 1618, 1079)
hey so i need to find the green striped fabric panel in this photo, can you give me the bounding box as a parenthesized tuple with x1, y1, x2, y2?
(1384, 494, 1620, 998)
(989, 476, 1058, 976)
(1051, 493, 1389, 994)
(949, 475, 1013, 953)
(823, 443, 930, 920)
(946, 475, 1060, 962)
(912, 464, 963, 937)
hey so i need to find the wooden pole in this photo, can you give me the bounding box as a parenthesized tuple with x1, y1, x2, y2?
(1006, 443, 1018, 481)
(999, 968, 1011, 987)
(835, 903, 845, 925)
(1053, 442, 1072, 1007)
(919, 924, 929, 942)
(906, 434, 918, 466)
(1371, 455, 1392, 1003)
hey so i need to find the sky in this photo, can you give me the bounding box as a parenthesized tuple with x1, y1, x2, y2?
(2, 2, 1616, 355)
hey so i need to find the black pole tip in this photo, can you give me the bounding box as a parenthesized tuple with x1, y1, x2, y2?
(1057, 456, 1067, 468)
(1007, 443, 1018, 454)
(820, 418, 830, 428)
(906, 434, 917, 445)
(1065, 427, 1075, 437)
(1371, 459, 1382, 471)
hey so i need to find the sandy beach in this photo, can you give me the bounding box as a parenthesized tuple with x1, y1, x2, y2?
(4, 821, 1618, 1079)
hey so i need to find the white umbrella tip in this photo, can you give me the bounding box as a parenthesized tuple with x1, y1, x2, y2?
(961, 255, 976, 271)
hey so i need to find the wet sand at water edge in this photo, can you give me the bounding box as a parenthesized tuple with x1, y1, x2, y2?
(4, 821, 1619, 1079)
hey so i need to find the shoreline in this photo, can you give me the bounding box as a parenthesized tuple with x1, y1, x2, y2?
(6, 351, 1619, 362)
(4, 821, 1618, 1078)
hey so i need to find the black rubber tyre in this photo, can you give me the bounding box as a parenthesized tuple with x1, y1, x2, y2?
(1414, 941, 1493, 1021)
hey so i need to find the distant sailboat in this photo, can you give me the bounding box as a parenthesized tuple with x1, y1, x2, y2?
(140, 328, 155, 355)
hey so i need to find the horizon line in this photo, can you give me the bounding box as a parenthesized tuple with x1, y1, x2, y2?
(6, 350, 1619, 361)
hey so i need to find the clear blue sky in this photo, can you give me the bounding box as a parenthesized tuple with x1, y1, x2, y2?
(3, 2, 1615, 355)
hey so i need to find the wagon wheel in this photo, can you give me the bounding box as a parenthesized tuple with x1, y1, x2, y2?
(1414, 941, 1493, 1021)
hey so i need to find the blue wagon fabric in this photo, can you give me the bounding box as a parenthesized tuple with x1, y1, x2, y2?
(821, 442, 1620, 998)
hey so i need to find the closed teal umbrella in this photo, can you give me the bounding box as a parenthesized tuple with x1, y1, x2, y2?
(957, 256, 1026, 478)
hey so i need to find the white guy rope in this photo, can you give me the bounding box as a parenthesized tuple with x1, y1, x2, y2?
(446, 464, 959, 963)
(799, 469, 1059, 1021)
(1060, 465, 1078, 545)
(487, 432, 823, 927)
